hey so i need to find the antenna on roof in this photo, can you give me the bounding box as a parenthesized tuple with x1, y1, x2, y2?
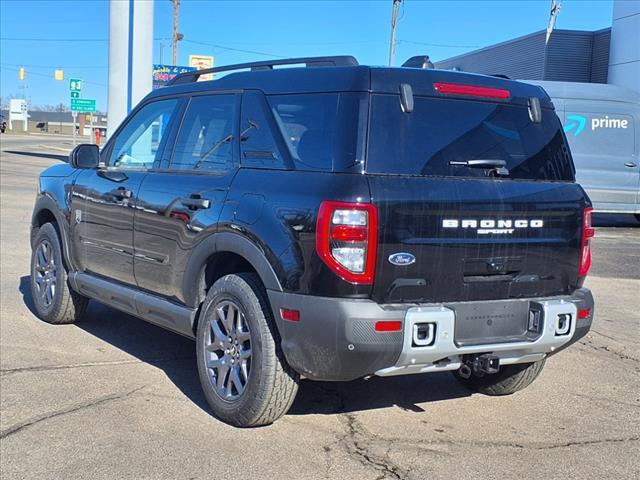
(546, 0, 562, 45)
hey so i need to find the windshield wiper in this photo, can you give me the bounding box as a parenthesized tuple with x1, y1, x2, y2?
(449, 159, 510, 177)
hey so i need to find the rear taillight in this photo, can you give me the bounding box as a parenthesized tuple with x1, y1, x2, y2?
(578, 207, 596, 277)
(316, 201, 378, 284)
(433, 82, 510, 99)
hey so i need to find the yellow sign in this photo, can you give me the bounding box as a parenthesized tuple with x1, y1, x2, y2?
(189, 54, 214, 81)
(55, 69, 64, 81)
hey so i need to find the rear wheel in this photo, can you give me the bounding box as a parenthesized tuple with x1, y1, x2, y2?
(453, 359, 546, 396)
(196, 273, 299, 427)
(30, 223, 88, 324)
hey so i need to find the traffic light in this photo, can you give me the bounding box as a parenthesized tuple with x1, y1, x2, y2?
(19, 67, 25, 81)
(55, 69, 64, 81)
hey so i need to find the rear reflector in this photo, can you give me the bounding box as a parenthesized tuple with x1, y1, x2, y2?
(331, 225, 368, 242)
(578, 308, 591, 319)
(280, 308, 300, 322)
(578, 207, 596, 278)
(374, 321, 402, 332)
(434, 82, 510, 99)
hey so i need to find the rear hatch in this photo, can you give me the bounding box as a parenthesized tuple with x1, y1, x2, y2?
(366, 69, 589, 304)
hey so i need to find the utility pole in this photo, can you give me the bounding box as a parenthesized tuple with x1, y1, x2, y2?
(546, 0, 562, 45)
(172, 0, 182, 65)
(388, 0, 402, 66)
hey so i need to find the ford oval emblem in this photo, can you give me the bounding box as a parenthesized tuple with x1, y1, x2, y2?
(388, 252, 416, 266)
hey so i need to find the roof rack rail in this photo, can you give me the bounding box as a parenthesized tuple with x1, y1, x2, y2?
(402, 55, 435, 69)
(167, 55, 359, 86)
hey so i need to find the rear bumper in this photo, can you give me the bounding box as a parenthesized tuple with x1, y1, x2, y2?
(267, 288, 594, 381)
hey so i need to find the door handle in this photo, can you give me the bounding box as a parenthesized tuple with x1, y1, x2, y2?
(180, 196, 211, 210)
(624, 162, 638, 168)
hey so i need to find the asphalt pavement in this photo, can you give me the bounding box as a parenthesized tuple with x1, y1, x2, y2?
(1, 134, 639, 480)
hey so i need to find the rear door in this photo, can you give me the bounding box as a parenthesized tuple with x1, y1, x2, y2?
(133, 93, 239, 302)
(561, 99, 639, 213)
(366, 92, 588, 304)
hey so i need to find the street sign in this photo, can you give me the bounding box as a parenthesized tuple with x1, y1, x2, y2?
(189, 54, 214, 81)
(70, 98, 96, 112)
(152, 64, 196, 89)
(70, 91, 80, 99)
(69, 78, 82, 92)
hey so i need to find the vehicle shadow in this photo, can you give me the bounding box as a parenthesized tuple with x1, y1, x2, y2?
(593, 213, 639, 227)
(19, 275, 472, 418)
(3, 150, 67, 162)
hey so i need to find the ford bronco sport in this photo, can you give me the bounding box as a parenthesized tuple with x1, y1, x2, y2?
(30, 56, 595, 427)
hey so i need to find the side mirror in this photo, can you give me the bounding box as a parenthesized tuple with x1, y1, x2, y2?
(69, 144, 100, 169)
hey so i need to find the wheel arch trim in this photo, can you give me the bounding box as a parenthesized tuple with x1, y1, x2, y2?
(31, 194, 77, 271)
(182, 232, 283, 308)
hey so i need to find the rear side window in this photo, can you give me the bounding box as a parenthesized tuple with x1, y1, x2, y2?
(268, 93, 362, 171)
(240, 91, 286, 169)
(367, 95, 575, 181)
(171, 94, 237, 171)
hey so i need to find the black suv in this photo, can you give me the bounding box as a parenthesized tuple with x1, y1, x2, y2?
(30, 56, 595, 427)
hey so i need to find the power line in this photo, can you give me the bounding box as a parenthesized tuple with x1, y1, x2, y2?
(0, 36, 172, 42)
(0, 35, 285, 58)
(0, 37, 108, 42)
(183, 39, 286, 58)
(398, 39, 482, 49)
(0, 64, 106, 86)
(2, 63, 107, 69)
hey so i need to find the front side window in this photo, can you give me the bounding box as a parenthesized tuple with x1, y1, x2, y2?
(171, 94, 237, 171)
(110, 99, 179, 169)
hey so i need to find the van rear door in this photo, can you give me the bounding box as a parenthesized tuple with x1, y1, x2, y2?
(561, 99, 639, 213)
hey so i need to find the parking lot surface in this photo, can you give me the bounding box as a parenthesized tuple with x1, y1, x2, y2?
(1, 134, 639, 479)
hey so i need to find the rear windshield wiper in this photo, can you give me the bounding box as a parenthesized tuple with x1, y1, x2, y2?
(449, 159, 510, 177)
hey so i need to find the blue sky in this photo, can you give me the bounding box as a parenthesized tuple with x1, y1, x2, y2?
(1, 0, 613, 111)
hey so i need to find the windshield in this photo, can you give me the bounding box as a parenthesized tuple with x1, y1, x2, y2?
(366, 94, 575, 181)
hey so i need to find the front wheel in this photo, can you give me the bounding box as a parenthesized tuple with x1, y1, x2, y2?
(196, 273, 299, 427)
(453, 359, 546, 396)
(30, 222, 88, 324)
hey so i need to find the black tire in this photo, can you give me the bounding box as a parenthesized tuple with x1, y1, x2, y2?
(635, 214, 640, 223)
(453, 359, 546, 396)
(196, 273, 299, 427)
(30, 222, 88, 324)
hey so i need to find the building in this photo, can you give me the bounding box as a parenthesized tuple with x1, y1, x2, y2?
(1, 110, 107, 137)
(435, 1, 639, 93)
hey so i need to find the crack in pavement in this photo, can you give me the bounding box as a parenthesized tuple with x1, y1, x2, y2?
(0, 356, 194, 376)
(0, 386, 146, 440)
(381, 434, 640, 452)
(338, 413, 412, 480)
(578, 338, 640, 364)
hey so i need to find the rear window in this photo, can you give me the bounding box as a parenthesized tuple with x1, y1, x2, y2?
(367, 95, 575, 181)
(267, 93, 363, 171)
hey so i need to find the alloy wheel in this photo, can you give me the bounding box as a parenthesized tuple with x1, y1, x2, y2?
(33, 240, 57, 308)
(203, 300, 252, 400)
